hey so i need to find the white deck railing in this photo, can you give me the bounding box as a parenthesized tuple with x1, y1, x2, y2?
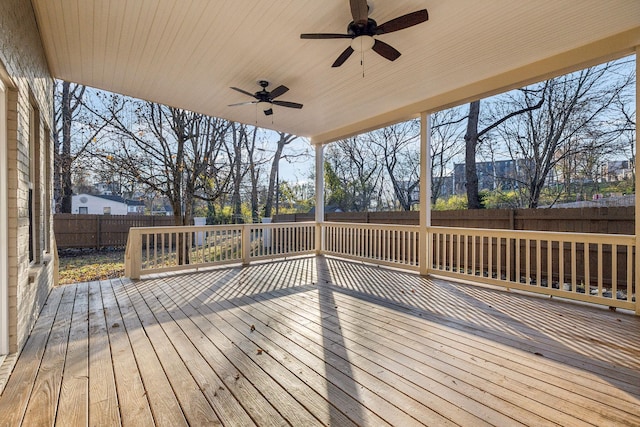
(322, 222, 420, 271)
(429, 226, 636, 311)
(125, 222, 315, 278)
(125, 221, 636, 312)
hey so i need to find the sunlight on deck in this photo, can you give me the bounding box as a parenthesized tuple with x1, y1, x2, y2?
(1, 256, 639, 426)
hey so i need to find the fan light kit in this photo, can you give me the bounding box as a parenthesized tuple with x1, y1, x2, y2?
(351, 35, 374, 52)
(300, 0, 428, 68)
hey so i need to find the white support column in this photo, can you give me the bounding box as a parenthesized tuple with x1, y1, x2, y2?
(315, 143, 325, 255)
(635, 47, 639, 316)
(419, 112, 432, 275)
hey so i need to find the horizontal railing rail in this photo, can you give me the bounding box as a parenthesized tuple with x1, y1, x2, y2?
(322, 222, 420, 271)
(125, 222, 315, 279)
(428, 226, 636, 311)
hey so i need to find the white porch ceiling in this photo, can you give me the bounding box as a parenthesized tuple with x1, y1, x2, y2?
(31, 0, 640, 143)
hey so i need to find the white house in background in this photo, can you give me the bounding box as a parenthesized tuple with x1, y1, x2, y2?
(72, 193, 145, 215)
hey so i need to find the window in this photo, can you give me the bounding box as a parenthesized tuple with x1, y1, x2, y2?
(78, 207, 88, 214)
(28, 103, 41, 264)
(103, 206, 111, 215)
(43, 126, 51, 253)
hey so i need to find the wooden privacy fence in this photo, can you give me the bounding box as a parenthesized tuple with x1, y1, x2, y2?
(274, 206, 634, 234)
(54, 214, 175, 249)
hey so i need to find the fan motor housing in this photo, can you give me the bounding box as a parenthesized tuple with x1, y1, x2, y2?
(348, 18, 377, 36)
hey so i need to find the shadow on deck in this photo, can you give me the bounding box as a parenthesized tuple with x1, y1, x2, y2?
(1, 255, 639, 426)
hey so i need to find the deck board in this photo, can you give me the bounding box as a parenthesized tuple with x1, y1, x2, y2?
(0, 285, 66, 426)
(88, 280, 121, 427)
(152, 279, 336, 427)
(0, 256, 639, 426)
(56, 282, 89, 426)
(164, 273, 389, 427)
(101, 278, 155, 427)
(278, 284, 618, 426)
(21, 286, 75, 426)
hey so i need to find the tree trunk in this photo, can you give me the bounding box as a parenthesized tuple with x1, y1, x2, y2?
(263, 134, 287, 218)
(464, 100, 481, 209)
(60, 82, 73, 213)
(231, 128, 243, 223)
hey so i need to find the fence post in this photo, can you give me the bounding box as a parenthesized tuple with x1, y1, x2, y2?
(242, 224, 251, 265)
(96, 215, 101, 250)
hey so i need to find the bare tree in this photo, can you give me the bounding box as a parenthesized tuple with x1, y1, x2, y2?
(243, 126, 263, 223)
(496, 59, 633, 208)
(430, 108, 466, 202)
(368, 120, 420, 210)
(463, 93, 545, 209)
(226, 122, 250, 223)
(263, 132, 300, 218)
(53, 81, 107, 212)
(89, 94, 232, 227)
(324, 137, 382, 211)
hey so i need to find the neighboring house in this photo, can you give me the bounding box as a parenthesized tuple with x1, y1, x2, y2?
(151, 204, 173, 216)
(602, 160, 634, 182)
(432, 175, 455, 199)
(453, 159, 530, 195)
(93, 181, 119, 195)
(0, 0, 56, 361)
(72, 193, 145, 215)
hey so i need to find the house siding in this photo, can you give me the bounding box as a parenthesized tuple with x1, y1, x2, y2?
(1, 0, 55, 353)
(72, 194, 131, 215)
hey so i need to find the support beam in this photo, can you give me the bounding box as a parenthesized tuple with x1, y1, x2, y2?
(419, 112, 432, 275)
(314, 144, 324, 255)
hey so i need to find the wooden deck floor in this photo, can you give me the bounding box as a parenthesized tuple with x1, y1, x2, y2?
(0, 256, 639, 426)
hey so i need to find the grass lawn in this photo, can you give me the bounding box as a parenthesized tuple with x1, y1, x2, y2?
(58, 249, 125, 285)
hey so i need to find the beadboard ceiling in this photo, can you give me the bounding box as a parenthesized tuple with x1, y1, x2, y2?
(31, 0, 640, 143)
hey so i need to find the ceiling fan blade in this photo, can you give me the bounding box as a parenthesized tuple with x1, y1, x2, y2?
(230, 86, 257, 98)
(350, 0, 369, 24)
(228, 101, 257, 107)
(372, 39, 401, 61)
(376, 9, 429, 34)
(332, 46, 355, 67)
(300, 33, 353, 39)
(272, 100, 303, 109)
(269, 85, 289, 99)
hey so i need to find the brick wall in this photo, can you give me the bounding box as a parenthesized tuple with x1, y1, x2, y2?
(1, 0, 55, 353)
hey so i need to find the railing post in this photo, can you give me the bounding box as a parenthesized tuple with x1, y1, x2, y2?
(315, 223, 323, 255)
(125, 228, 141, 280)
(242, 224, 251, 265)
(52, 234, 59, 286)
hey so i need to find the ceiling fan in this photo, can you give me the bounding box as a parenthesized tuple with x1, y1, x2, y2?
(300, 0, 428, 67)
(228, 80, 303, 116)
